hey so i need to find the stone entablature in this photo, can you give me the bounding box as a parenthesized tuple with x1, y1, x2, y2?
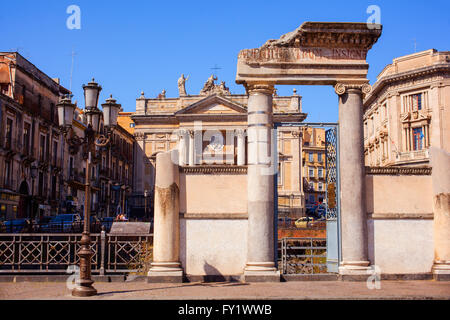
(236, 22, 381, 86)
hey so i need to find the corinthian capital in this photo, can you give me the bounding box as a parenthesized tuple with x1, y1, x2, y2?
(244, 83, 275, 95)
(235, 128, 246, 138)
(334, 83, 372, 97)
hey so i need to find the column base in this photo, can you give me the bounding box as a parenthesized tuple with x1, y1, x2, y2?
(147, 262, 184, 283)
(243, 262, 280, 282)
(338, 261, 372, 280)
(432, 261, 450, 281)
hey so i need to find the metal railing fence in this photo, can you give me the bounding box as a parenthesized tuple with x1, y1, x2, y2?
(0, 232, 152, 275)
(279, 237, 327, 274)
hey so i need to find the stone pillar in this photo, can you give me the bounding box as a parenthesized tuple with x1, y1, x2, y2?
(148, 149, 183, 282)
(244, 83, 280, 282)
(236, 129, 246, 166)
(430, 84, 450, 280)
(335, 83, 372, 276)
(188, 130, 195, 166)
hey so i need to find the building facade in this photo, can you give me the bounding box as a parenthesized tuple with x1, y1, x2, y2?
(302, 127, 326, 205)
(0, 53, 135, 221)
(64, 107, 135, 219)
(363, 49, 450, 167)
(0, 52, 70, 220)
(131, 76, 308, 218)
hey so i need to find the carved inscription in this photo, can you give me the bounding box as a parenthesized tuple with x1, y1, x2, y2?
(239, 47, 367, 63)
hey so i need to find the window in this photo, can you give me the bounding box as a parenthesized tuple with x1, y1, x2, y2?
(318, 182, 323, 191)
(318, 167, 323, 178)
(69, 156, 74, 176)
(309, 167, 314, 178)
(4, 161, 11, 187)
(277, 163, 282, 185)
(38, 172, 44, 197)
(1, 83, 9, 95)
(412, 93, 422, 111)
(318, 153, 323, 162)
(51, 175, 57, 199)
(309, 182, 314, 191)
(39, 134, 46, 162)
(52, 141, 58, 166)
(5, 118, 13, 149)
(23, 123, 30, 155)
(308, 152, 314, 162)
(403, 92, 427, 112)
(413, 128, 423, 151)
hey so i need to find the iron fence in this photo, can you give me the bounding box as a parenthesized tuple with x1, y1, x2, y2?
(0, 232, 153, 274)
(279, 237, 327, 274)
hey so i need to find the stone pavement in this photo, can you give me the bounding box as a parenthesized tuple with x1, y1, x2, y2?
(0, 280, 449, 300)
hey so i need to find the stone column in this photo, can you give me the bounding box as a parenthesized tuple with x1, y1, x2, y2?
(335, 83, 372, 276)
(148, 149, 183, 282)
(236, 129, 246, 166)
(244, 83, 280, 282)
(430, 85, 450, 280)
(188, 130, 195, 166)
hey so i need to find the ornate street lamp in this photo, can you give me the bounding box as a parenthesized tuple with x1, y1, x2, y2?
(56, 79, 120, 297)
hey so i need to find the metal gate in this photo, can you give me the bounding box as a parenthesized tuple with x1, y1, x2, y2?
(325, 127, 340, 273)
(274, 122, 340, 274)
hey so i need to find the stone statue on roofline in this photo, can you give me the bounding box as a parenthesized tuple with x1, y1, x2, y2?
(199, 75, 231, 96)
(157, 89, 166, 99)
(178, 74, 189, 96)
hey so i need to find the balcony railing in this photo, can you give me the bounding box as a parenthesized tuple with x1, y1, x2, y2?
(397, 149, 429, 161)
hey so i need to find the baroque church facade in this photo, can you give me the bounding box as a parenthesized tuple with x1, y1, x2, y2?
(131, 76, 308, 217)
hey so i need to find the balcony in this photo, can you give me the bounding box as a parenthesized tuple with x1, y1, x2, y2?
(68, 169, 85, 185)
(397, 149, 429, 163)
(3, 137, 20, 154)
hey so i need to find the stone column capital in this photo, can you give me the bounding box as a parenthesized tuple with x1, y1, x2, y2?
(292, 131, 302, 138)
(334, 83, 372, 97)
(188, 130, 195, 138)
(244, 83, 275, 96)
(235, 128, 246, 138)
(176, 129, 188, 138)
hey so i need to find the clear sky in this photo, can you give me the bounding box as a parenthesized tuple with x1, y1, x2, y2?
(1, 0, 449, 122)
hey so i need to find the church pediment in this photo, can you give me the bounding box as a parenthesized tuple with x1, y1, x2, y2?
(175, 94, 247, 116)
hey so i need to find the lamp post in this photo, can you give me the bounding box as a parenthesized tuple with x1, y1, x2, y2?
(57, 79, 121, 297)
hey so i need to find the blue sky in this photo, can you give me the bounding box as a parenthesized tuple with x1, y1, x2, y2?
(1, 0, 449, 122)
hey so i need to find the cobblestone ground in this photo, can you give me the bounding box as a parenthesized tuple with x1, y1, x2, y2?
(0, 280, 449, 300)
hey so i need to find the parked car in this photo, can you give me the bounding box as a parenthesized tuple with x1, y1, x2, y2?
(32, 216, 52, 232)
(295, 216, 312, 228)
(2, 219, 31, 233)
(40, 214, 82, 233)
